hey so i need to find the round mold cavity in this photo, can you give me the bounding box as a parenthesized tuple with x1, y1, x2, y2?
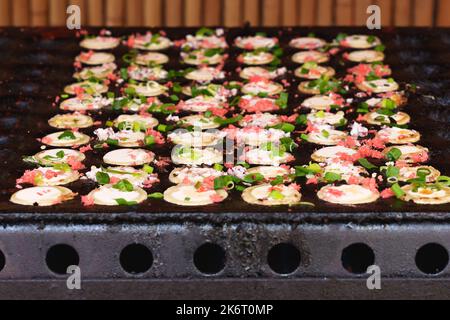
(415, 243, 449, 275)
(46, 244, 80, 275)
(267, 243, 301, 275)
(341, 243, 375, 275)
(119, 244, 154, 275)
(194, 243, 226, 275)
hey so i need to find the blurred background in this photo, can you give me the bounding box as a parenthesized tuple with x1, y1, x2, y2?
(0, 0, 449, 27)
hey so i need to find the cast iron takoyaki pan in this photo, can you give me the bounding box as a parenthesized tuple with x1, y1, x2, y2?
(0, 26, 449, 225)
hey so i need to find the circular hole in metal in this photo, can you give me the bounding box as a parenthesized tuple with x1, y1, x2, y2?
(267, 243, 301, 275)
(342, 243, 375, 274)
(415, 243, 449, 275)
(0, 249, 5, 272)
(120, 244, 153, 275)
(46, 244, 79, 275)
(194, 243, 226, 275)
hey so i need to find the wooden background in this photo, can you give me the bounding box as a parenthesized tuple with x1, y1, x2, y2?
(0, 0, 449, 27)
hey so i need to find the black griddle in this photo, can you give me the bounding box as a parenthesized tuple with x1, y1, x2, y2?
(0, 27, 449, 300)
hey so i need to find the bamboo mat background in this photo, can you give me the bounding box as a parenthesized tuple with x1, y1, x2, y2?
(0, 0, 448, 27)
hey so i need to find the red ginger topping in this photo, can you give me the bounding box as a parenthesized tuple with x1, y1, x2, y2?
(81, 195, 95, 207)
(67, 156, 85, 170)
(381, 188, 395, 199)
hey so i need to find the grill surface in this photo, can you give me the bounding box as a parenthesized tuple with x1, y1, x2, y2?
(0, 27, 449, 300)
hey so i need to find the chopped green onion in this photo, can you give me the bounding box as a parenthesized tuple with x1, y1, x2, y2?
(115, 198, 138, 206)
(148, 192, 164, 199)
(275, 92, 289, 109)
(358, 158, 378, 170)
(58, 131, 76, 140)
(56, 151, 65, 158)
(386, 165, 400, 178)
(391, 183, 405, 199)
(296, 114, 308, 126)
(113, 179, 134, 192)
(269, 190, 285, 200)
(106, 138, 119, 146)
(324, 172, 341, 183)
(96, 172, 110, 185)
(387, 176, 399, 184)
(143, 165, 154, 174)
(243, 173, 264, 184)
(271, 122, 295, 133)
(214, 115, 243, 126)
(386, 148, 402, 161)
(417, 168, 431, 178)
(214, 176, 236, 190)
(437, 176, 450, 187)
(144, 135, 155, 146)
(270, 176, 284, 186)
